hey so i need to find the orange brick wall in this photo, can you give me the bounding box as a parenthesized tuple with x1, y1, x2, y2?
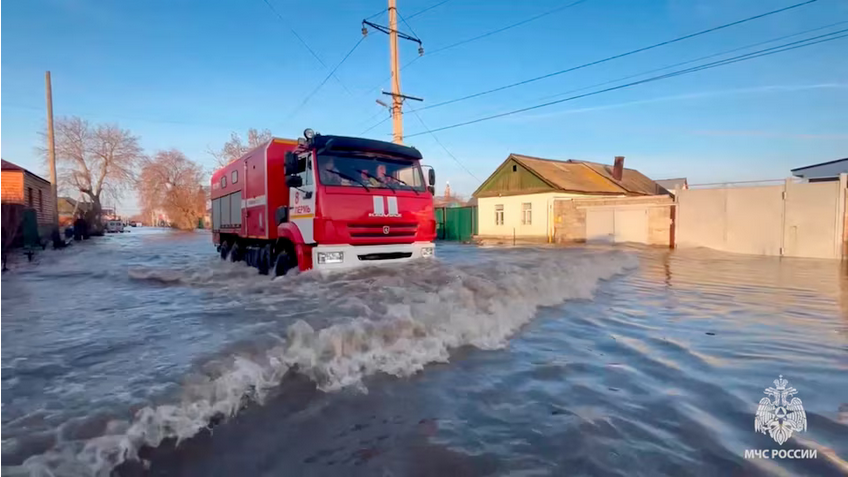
(1, 171, 25, 203)
(2, 171, 56, 227)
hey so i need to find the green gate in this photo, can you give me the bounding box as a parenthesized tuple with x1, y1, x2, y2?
(435, 206, 477, 242)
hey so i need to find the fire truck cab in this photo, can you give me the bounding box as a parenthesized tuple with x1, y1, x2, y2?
(210, 130, 436, 275)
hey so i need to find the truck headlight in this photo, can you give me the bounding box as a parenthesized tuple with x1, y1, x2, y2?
(421, 247, 435, 258)
(317, 251, 344, 264)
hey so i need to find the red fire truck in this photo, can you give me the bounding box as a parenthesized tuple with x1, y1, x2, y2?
(210, 129, 437, 275)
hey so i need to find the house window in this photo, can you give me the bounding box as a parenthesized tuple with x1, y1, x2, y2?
(221, 175, 227, 188)
(522, 202, 532, 225)
(27, 187, 33, 207)
(231, 170, 238, 184)
(512, 165, 517, 172)
(495, 204, 504, 225)
(38, 189, 43, 213)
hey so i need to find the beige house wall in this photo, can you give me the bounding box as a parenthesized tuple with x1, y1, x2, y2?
(477, 192, 596, 240)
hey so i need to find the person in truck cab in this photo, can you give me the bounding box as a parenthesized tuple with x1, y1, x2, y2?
(319, 157, 351, 186)
(361, 164, 389, 188)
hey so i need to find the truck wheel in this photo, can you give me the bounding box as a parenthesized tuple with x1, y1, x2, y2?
(258, 245, 271, 275)
(230, 243, 240, 262)
(274, 250, 294, 277)
(220, 242, 230, 260)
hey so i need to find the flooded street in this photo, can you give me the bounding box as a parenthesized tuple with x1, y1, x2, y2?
(2, 229, 847, 476)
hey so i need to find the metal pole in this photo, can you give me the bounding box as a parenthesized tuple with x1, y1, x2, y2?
(45, 71, 60, 240)
(388, 0, 403, 144)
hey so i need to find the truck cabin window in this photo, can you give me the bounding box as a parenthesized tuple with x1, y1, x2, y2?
(317, 155, 425, 191)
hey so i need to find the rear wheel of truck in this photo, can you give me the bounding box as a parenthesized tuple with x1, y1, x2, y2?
(230, 243, 240, 262)
(220, 242, 229, 260)
(258, 245, 271, 275)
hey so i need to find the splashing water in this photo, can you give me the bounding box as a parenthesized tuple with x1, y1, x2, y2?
(3, 232, 636, 476)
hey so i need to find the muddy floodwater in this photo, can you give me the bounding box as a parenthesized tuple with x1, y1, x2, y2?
(2, 228, 846, 476)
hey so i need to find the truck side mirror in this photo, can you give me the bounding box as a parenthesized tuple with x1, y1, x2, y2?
(428, 168, 436, 195)
(284, 152, 297, 175)
(286, 175, 303, 188)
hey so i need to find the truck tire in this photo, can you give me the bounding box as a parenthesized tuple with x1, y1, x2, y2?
(258, 245, 271, 275)
(220, 242, 230, 260)
(274, 250, 295, 277)
(230, 243, 240, 262)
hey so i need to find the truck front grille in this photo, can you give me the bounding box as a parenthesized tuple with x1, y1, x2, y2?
(348, 222, 418, 239)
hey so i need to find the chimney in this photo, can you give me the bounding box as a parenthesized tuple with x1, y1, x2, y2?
(613, 156, 624, 181)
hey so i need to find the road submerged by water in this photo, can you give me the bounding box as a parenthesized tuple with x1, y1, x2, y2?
(2, 228, 846, 476)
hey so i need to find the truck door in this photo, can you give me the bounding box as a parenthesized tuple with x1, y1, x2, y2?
(244, 154, 266, 238)
(289, 151, 316, 243)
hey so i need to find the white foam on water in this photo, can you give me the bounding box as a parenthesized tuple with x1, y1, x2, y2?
(17, 250, 637, 476)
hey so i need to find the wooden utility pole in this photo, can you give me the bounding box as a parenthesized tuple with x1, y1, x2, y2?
(388, 0, 403, 144)
(45, 71, 60, 237)
(363, 2, 423, 144)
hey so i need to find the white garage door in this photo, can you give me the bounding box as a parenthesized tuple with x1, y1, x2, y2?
(586, 209, 614, 243)
(586, 208, 649, 244)
(613, 208, 648, 244)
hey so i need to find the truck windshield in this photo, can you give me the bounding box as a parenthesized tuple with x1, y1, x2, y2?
(316, 154, 425, 192)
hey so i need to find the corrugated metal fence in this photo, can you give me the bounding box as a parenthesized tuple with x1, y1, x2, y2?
(436, 206, 478, 242)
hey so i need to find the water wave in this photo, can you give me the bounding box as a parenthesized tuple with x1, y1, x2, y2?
(16, 249, 636, 476)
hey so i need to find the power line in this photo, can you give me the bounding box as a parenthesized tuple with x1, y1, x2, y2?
(397, 12, 420, 43)
(533, 20, 848, 103)
(360, 115, 391, 135)
(360, 0, 592, 96)
(404, 30, 847, 138)
(291, 36, 366, 116)
(429, 0, 592, 57)
(417, 0, 821, 112)
(410, 109, 482, 184)
(365, 8, 387, 21)
(260, 0, 352, 95)
(356, 108, 389, 127)
(407, 0, 452, 20)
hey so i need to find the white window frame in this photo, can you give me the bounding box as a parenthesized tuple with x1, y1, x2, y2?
(231, 170, 238, 184)
(522, 202, 532, 225)
(495, 204, 504, 226)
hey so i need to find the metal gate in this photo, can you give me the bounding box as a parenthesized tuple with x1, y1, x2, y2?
(435, 206, 478, 242)
(676, 177, 846, 259)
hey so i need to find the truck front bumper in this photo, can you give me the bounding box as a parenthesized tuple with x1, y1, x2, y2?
(311, 242, 435, 271)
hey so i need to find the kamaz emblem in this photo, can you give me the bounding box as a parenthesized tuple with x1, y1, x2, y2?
(368, 196, 402, 218)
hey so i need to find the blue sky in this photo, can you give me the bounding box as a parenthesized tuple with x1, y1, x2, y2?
(3, 0, 847, 213)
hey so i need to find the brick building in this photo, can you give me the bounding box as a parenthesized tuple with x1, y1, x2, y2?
(1, 160, 56, 235)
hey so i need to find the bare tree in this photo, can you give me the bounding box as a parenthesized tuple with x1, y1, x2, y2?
(208, 128, 272, 168)
(42, 116, 144, 233)
(138, 149, 207, 230)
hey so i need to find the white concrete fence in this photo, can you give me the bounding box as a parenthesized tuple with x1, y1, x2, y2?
(675, 174, 847, 259)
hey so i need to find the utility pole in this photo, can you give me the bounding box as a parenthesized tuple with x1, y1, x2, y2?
(45, 71, 60, 244)
(363, 2, 423, 144)
(388, 0, 403, 144)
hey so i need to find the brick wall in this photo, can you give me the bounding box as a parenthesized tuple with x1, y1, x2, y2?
(1, 171, 24, 203)
(553, 195, 674, 246)
(23, 174, 55, 226)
